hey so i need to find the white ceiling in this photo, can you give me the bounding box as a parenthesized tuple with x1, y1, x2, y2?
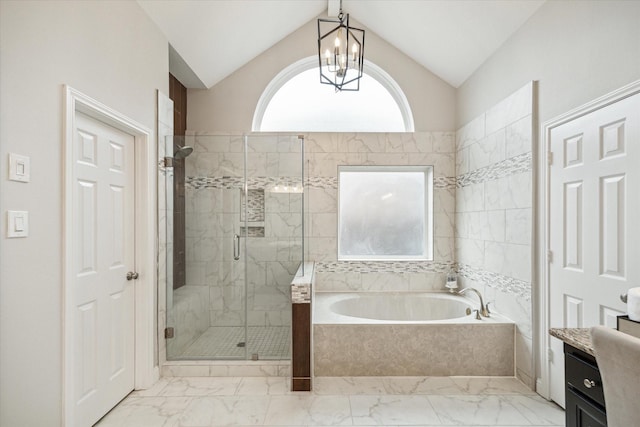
(138, 0, 544, 89)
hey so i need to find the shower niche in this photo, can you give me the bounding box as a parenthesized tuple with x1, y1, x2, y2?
(160, 134, 304, 361)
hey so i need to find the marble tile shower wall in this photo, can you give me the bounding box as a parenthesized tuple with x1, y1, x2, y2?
(454, 82, 534, 387)
(184, 134, 303, 330)
(305, 132, 457, 291)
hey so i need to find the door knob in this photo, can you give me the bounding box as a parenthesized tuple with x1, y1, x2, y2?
(126, 271, 139, 281)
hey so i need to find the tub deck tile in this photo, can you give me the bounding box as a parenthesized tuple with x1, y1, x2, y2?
(314, 324, 515, 377)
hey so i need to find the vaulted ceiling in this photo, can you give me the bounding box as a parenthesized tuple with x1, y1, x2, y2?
(137, 0, 545, 89)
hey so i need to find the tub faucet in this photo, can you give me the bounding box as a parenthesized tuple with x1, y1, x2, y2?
(455, 287, 489, 318)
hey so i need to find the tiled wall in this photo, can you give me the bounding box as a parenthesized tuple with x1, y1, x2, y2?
(162, 117, 533, 372)
(305, 132, 457, 291)
(454, 82, 534, 387)
(184, 134, 303, 331)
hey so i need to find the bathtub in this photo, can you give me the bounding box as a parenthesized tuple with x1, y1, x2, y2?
(315, 292, 477, 324)
(313, 292, 515, 376)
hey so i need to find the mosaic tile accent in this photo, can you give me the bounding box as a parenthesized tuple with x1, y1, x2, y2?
(179, 326, 290, 359)
(305, 176, 457, 190)
(306, 176, 337, 189)
(457, 263, 531, 300)
(242, 189, 265, 222)
(456, 152, 532, 188)
(187, 175, 458, 191)
(316, 261, 455, 274)
(434, 176, 458, 189)
(187, 176, 243, 189)
(186, 176, 303, 191)
(291, 284, 311, 304)
(240, 226, 265, 238)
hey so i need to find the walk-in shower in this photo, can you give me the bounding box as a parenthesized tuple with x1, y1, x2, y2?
(161, 134, 304, 361)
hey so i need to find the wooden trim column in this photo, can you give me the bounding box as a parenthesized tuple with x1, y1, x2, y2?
(168, 73, 187, 290)
(291, 283, 312, 391)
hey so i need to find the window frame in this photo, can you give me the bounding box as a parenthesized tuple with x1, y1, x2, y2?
(252, 56, 414, 132)
(337, 165, 434, 261)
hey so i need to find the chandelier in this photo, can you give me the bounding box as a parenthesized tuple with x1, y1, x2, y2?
(317, 0, 365, 91)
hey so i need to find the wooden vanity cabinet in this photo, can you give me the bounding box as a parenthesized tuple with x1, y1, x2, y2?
(564, 343, 607, 427)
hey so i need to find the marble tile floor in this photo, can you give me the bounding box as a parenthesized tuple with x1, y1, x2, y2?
(95, 376, 564, 427)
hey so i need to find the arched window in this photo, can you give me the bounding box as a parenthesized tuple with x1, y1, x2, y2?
(253, 57, 414, 132)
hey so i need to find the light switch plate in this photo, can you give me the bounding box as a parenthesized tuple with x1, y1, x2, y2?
(7, 211, 29, 238)
(9, 153, 30, 183)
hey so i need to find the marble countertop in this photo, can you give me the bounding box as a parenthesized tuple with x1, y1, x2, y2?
(549, 328, 594, 356)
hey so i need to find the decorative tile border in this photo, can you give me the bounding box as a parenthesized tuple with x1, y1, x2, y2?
(320, 264, 533, 298)
(457, 263, 531, 300)
(315, 260, 455, 274)
(456, 152, 532, 188)
(186, 176, 302, 190)
(291, 284, 311, 304)
(306, 176, 337, 189)
(434, 176, 457, 190)
(187, 175, 458, 191)
(306, 176, 456, 190)
(186, 176, 242, 189)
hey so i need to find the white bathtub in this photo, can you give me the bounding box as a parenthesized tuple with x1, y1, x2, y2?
(314, 291, 508, 324)
(324, 292, 473, 323)
(313, 292, 515, 376)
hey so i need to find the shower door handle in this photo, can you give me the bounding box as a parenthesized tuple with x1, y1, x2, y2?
(233, 233, 240, 260)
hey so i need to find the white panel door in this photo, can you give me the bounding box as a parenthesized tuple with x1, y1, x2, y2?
(72, 113, 135, 426)
(549, 93, 640, 407)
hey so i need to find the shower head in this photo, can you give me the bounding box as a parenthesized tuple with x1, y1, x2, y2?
(174, 145, 193, 159)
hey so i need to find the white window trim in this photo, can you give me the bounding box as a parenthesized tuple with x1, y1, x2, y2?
(252, 56, 415, 132)
(337, 165, 433, 261)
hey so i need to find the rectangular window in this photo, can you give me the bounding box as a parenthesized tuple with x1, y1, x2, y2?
(338, 165, 433, 260)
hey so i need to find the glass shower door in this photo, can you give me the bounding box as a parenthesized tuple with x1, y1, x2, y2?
(165, 134, 247, 360)
(164, 133, 302, 361)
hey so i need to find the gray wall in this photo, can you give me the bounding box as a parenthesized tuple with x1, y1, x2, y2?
(0, 1, 168, 425)
(457, 0, 640, 128)
(187, 15, 456, 133)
